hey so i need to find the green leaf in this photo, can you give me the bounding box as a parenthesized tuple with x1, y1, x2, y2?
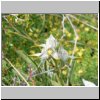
(15, 50, 37, 69)
(51, 80, 62, 86)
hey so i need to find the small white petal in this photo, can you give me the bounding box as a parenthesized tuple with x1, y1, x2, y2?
(41, 53, 48, 60)
(40, 48, 48, 60)
(58, 47, 68, 62)
(39, 44, 46, 48)
(31, 53, 42, 57)
(82, 79, 96, 87)
(46, 34, 58, 49)
(52, 52, 59, 60)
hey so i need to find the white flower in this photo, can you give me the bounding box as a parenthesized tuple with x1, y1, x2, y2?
(46, 34, 58, 49)
(33, 35, 59, 60)
(52, 52, 59, 59)
(58, 47, 75, 62)
(82, 79, 96, 87)
(32, 34, 71, 62)
(58, 47, 68, 62)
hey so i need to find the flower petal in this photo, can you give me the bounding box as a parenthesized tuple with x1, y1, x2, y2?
(41, 53, 48, 60)
(40, 48, 48, 60)
(52, 52, 59, 60)
(82, 79, 96, 86)
(46, 34, 58, 49)
(58, 47, 68, 62)
(37, 44, 46, 48)
(31, 53, 41, 57)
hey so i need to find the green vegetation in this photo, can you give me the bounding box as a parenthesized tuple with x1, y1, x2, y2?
(2, 14, 98, 86)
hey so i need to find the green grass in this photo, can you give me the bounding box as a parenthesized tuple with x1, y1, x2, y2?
(2, 14, 98, 86)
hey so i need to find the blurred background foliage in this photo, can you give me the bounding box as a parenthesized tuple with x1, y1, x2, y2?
(2, 14, 98, 86)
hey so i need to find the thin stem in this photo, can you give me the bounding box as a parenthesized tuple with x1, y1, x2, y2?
(3, 16, 35, 43)
(66, 15, 78, 85)
(68, 14, 98, 31)
(40, 14, 46, 33)
(5, 58, 30, 86)
(34, 62, 69, 77)
(66, 15, 78, 66)
(61, 14, 66, 39)
(32, 69, 54, 77)
(62, 14, 65, 34)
